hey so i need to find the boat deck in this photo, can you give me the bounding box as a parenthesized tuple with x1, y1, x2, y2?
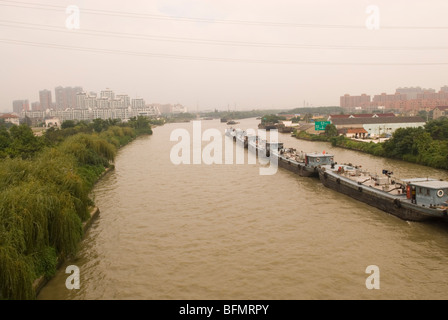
(327, 165, 406, 196)
(276, 149, 306, 164)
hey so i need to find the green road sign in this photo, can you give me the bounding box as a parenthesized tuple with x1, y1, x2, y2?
(315, 121, 331, 131)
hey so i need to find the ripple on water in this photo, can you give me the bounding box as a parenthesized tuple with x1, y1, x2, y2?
(38, 119, 448, 300)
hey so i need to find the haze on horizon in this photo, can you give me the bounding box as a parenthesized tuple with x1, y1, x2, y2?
(1, 0, 448, 113)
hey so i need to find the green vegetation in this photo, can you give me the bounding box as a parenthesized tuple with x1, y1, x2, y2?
(164, 112, 197, 123)
(281, 106, 342, 116)
(324, 124, 338, 137)
(425, 117, 448, 140)
(164, 107, 340, 123)
(291, 116, 301, 123)
(127, 116, 153, 135)
(0, 125, 45, 160)
(61, 120, 76, 129)
(294, 130, 330, 142)
(329, 135, 385, 156)
(261, 114, 286, 124)
(0, 117, 154, 299)
(293, 118, 448, 170)
(200, 109, 288, 121)
(382, 125, 448, 169)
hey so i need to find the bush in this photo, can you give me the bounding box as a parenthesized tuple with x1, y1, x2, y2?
(0, 119, 154, 299)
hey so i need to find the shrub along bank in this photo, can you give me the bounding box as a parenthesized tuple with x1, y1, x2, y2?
(0, 118, 152, 299)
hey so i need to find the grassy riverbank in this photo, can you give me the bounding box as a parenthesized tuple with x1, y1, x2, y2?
(293, 118, 448, 170)
(0, 117, 153, 299)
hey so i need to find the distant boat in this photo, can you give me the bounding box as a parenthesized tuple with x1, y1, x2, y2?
(276, 123, 294, 133)
(227, 120, 238, 125)
(203, 117, 214, 120)
(256, 117, 262, 120)
(220, 118, 228, 123)
(258, 123, 277, 130)
(225, 128, 236, 139)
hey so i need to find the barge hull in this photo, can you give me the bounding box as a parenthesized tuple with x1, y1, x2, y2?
(277, 157, 316, 177)
(318, 169, 439, 222)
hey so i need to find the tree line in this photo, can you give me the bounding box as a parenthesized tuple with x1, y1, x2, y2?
(0, 116, 153, 299)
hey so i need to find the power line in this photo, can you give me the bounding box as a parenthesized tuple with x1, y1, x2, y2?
(0, 0, 448, 30)
(0, 38, 447, 66)
(1, 20, 448, 51)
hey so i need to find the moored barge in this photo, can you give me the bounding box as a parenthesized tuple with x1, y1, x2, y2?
(273, 149, 334, 177)
(318, 164, 448, 221)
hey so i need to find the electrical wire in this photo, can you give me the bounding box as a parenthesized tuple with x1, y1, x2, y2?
(0, 0, 447, 30)
(1, 20, 447, 51)
(1, 38, 447, 66)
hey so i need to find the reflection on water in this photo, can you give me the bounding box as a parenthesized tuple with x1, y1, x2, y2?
(38, 119, 448, 300)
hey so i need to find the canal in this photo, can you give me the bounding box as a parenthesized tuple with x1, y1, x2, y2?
(38, 118, 448, 300)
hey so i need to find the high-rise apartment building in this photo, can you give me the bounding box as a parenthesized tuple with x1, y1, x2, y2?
(342, 86, 448, 112)
(395, 87, 435, 100)
(101, 89, 115, 100)
(340, 94, 371, 110)
(31, 102, 41, 111)
(76, 92, 88, 109)
(55, 86, 83, 109)
(131, 98, 145, 109)
(12, 100, 29, 114)
(39, 90, 52, 110)
(96, 97, 110, 109)
(116, 94, 131, 108)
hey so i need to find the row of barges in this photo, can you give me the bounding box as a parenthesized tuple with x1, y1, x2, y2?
(225, 128, 448, 222)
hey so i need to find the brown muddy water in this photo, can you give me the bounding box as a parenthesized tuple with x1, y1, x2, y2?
(38, 118, 448, 300)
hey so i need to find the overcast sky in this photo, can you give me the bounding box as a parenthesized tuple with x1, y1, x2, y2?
(1, 0, 448, 112)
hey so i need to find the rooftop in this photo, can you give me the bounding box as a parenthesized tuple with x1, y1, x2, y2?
(0, 114, 18, 119)
(434, 106, 448, 111)
(307, 152, 333, 157)
(402, 178, 438, 183)
(340, 128, 368, 134)
(408, 180, 448, 189)
(329, 113, 395, 119)
(331, 116, 425, 126)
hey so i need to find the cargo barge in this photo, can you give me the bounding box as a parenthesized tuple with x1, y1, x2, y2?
(228, 128, 333, 177)
(318, 164, 448, 221)
(273, 148, 334, 177)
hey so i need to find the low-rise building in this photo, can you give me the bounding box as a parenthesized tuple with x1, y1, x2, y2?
(45, 118, 61, 128)
(338, 128, 369, 139)
(328, 113, 395, 121)
(296, 123, 320, 135)
(331, 116, 426, 138)
(0, 113, 20, 126)
(432, 106, 448, 120)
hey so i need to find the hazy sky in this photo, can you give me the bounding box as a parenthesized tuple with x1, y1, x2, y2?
(1, 0, 448, 112)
